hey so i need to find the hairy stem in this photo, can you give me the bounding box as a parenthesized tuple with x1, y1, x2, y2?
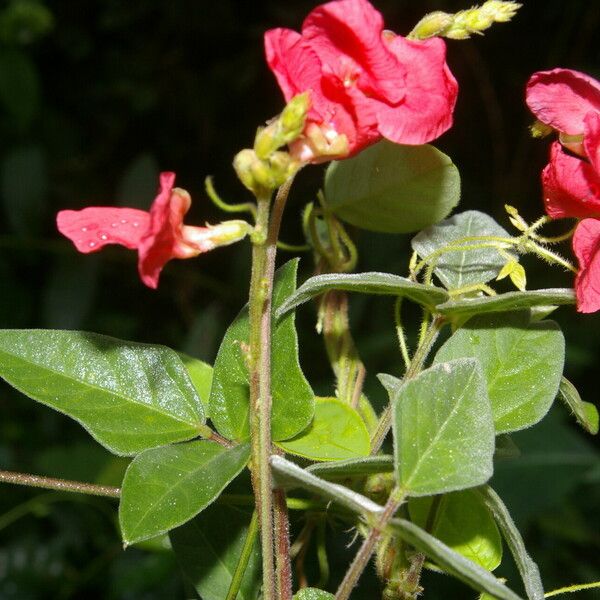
(370, 315, 445, 453)
(248, 177, 294, 600)
(0, 470, 120, 498)
(335, 487, 407, 600)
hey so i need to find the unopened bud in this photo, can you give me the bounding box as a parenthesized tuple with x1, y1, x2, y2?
(410, 0, 521, 40)
(234, 148, 299, 195)
(280, 92, 310, 137)
(408, 11, 453, 40)
(254, 93, 311, 160)
(233, 149, 262, 194)
(206, 220, 251, 247)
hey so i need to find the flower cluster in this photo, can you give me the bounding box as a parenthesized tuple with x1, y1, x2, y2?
(264, 0, 458, 161)
(57, 172, 249, 289)
(527, 69, 600, 313)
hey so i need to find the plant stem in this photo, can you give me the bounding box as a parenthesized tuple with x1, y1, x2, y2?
(274, 488, 293, 600)
(335, 487, 407, 600)
(0, 470, 120, 498)
(545, 581, 600, 597)
(226, 510, 259, 600)
(248, 177, 294, 600)
(370, 316, 445, 453)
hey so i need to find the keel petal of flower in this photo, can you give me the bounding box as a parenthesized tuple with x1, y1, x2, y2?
(573, 218, 600, 313)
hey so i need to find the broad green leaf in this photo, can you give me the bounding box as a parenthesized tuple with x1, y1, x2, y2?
(324, 140, 460, 233)
(411, 210, 516, 290)
(210, 259, 314, 442)
(435, 311, 564, 434)
(0, 330, 205, 455)
(178, 352, 213, 413)
(0, 49, 40, 128)
(408, 489, 502, 571)
(391, 518, 523, 600)
(557, 376, 599, 435)
(293, 589, 335, 600)
(275, 272, 449, 319)
(170, 504, 260, 600)
(277, 397, 370, 461)
(1, 144, 47, 235)
(435, 289, 575, 318)
(307, 455, 394, 479)
(120, 440, 250, 544)
(477, 486, 544, 600)
(393, 359, 495, 496)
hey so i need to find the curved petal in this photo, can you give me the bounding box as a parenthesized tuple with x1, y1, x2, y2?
(542, 142, 600, 219)
(264, 28, 328, 121)
(302, 0, 406, 104)
(137, 172, 191, 289)
(583, 110, 600, 173)
(375, 36, 457, 145)
(526, 68, 600, 135)
(573, 218, 600, 313)
(56, 207, 149, 253)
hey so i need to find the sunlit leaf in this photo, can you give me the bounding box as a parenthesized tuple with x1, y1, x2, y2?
(393, 359, 495, 496)
(120, 440, 249, 544)
(277, 397, 370, 461)
(435, 311, 564, 433)
(0, 330, 205, 455)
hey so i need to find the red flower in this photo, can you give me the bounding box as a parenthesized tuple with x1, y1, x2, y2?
(573, 218, 600, 313)
(264, 0, 458, 161)
(57, 172, 249, 289)
(541, 141, 600, 219)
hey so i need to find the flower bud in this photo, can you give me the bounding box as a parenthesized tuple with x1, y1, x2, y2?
(280, 92, 310, 138)
(234, 148, 299, 195)
(408, 11, 453, 40)
(233, 149, 261, 193)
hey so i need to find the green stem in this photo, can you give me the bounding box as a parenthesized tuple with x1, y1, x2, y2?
(225, 510, 259, 600)
(205, 176, 257, 220)
(370, 316, 445, 453)
(248, 177, 295, 600)
(394, 297, 411, 371)
(0, 469, 120, 498)
(524, 239, 577, 273)
(335, 487, 407, 600)
(545, 581, 600, 597)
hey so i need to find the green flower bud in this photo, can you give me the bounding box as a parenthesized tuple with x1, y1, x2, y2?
(408, 11, 453, 40)
(280, 92, 310, 138)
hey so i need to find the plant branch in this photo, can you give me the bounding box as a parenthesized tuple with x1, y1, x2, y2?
(0, 470, 120, 498)
(370, 315, 445, 453)
(335, 487, 407, 600)
(226, 510, 259, 600)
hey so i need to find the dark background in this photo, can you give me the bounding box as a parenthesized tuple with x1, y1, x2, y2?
(0, 1, 598, 598)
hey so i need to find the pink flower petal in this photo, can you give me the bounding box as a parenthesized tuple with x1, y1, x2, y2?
(137, 172, 189, 289)
(541, 142, 600, 219)
(583, 110, 600, 173)
(302, 0, 406, 104)
(375, 36, 457, 145)
(56, 207, 150, 253)
(573, 218, 600, 313)
(526, 68, 600, 135)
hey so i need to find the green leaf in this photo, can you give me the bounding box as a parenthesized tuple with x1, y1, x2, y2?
(0, 330, 205, 455)
(1, 144, 47, 235)
(0, 49, 40, 129)
(324, 140, 460, 233)
(390, 518, 523, 600)
(119, 440, 250, 544)
(435, 289, 576, 318)
(277, 397, 370, 461)
(393, 358, 495, 496)
(178, 352, 213, 413)
(210, 259, 314, 442)
(170, 504, 261, 600)
(477, 486, 544, 600)
(293, 589, 335, 600)
(411, 210, 516, 290)
(557, 376, 599, 435)
(435, 311, 565, 434)
(408, 489, 502, 571)
(275, 272, 449, 319)
(307, 455, 394, 479)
